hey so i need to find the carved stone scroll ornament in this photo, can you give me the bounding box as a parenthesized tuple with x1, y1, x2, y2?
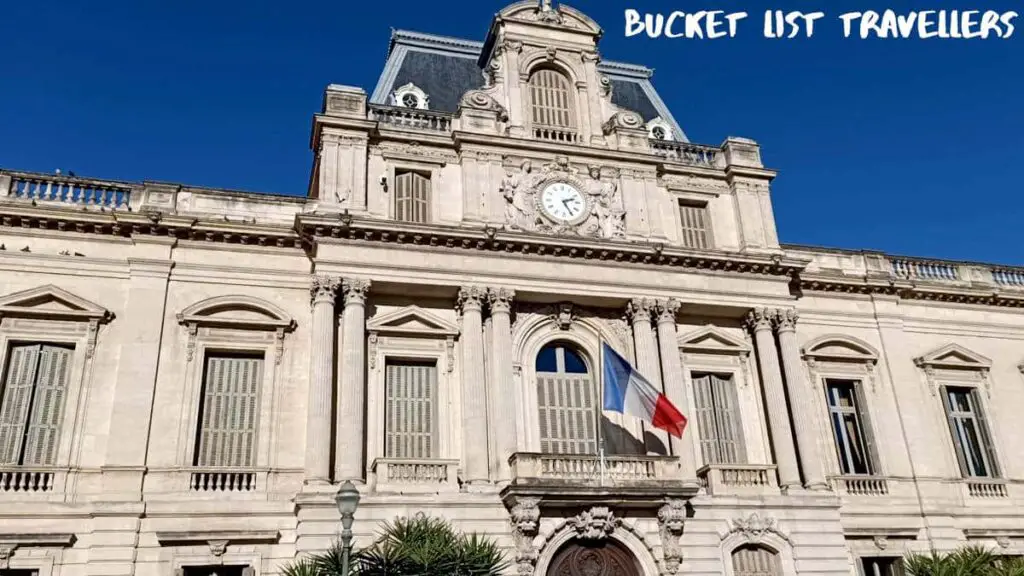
(310, 275, 342, 307)
(726, 513, 789, 545)
(368, 332, 379, 369)
(602, 110, 644, 135)
(570, 506, 621, 541)
(208, 539, 229, 558)
(658, 500, 687, 574)
(460, 90, 508, 122)
(342, 278, 371, 305)
(445, 336, 455, 373)
(510, 497, 542, 576)
(274, 327, 285, 365)
(0, 545, 15, 570)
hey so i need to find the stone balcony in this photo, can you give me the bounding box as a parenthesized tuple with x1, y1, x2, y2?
(502, 452, 696, 509)
(697, 464, 778, 496)
(370, 458, 460, 494)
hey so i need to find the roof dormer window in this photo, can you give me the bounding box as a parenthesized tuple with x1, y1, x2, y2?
(647, 117, 674, 141)
(392, 82, 429, 110)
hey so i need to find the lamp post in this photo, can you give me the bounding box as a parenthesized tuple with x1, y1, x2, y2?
(335, 480, 361, 576)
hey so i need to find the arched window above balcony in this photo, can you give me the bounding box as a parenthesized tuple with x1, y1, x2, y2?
(528, 68, 578, 142)
(535, 341, 596, 454)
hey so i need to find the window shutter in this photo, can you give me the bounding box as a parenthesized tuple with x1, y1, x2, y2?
(733, 546, 781, 576)
(412, 172, 429, 223)
(385, 361, 437, 459)
(940, 386, 970, 477)
(691, 374, 719, 464)
(196, 356, 262, 467)
(852, 382, 877, 474)
(969, 389, 1000, 478)
(679, 203, 709, 249)
(536, 372, 597, 455)
(0, 344, 42, 465)
(529, 70, 576, 129)
(711, 374, 744, 464)
(22, 345, 72, 466)
(395, 171, 412, 222)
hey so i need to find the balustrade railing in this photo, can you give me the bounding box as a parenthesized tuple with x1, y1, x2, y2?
(833, 475, 889, 496)
(369, 105, 452, 132)
(650, 140, 719, 167)
(992, 268, 1024, 287)
(3, 171, 132, 210)
(533, 127, 580, 143)
(965, 479, 1008, 499)
(509, 452, 673, 485)
(891, 258, 959, 281)
(0, 467, 57, 493)
(698, 464, 778, 495)
(189, 468, 259, 492)
(372, 458, 460, 493)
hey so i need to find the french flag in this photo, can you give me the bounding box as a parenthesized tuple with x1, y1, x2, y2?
(602, 342, 687, 438)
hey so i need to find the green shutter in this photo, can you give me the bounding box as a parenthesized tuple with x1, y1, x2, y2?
(385, 361, 437, 459)
(0, 344, 42, 465)
(22, 345, 72, 466)
(196, 355, 262, 467)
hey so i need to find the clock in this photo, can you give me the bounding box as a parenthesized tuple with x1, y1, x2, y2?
(539, 181, 587, 224)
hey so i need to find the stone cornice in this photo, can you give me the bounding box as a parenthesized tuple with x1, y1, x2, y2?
(297, 213, 806, 279)
(797, 273, 1024, 308)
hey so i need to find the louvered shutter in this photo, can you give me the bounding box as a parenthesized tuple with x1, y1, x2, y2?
(711, 374, 743, 464)
(940, 386, 970, 477)
(679, 203, 709, 249)
(0, 344, 42, 465)
(970, 388, 1000, 477)
(394, 172, 430, 223)
(536, 370, 597, 455)
(733, 546, 780, 576)
(196, 356, 262, 467)
(385, 361, 436, 459)
(692, 374, 719, 464)
(852, 382, 877, 474)
(22, 345, 72, 466)
(529, 70, 576, 129)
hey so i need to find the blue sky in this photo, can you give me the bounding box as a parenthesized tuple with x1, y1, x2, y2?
(1, 1, 1022, 264)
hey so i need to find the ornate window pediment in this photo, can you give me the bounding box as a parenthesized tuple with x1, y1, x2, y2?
(914, 343, 991, 372)
(678, 325, 750, 357)
(802, 334, 879, 365)
(177, 295, 294, 332)
(0, 284, 112, 323)
(366, 305, 459, 337)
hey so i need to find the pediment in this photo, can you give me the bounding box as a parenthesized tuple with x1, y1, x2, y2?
(914, 343, 991, 371)
(678, 325, 750, 356)
(367, 305, 459, 337)
(0, 284, 112, 322)
(802, 335, 879, 364)
(177, 295, 294, 331)
(499, 1, 602, 36)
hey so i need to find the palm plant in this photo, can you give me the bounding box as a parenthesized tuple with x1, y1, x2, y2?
(904, 545, 1019, 576)
(283, 514, 508, 576)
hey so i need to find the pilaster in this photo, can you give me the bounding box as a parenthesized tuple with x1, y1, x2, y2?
(745, 307, 800, 490)
(487, 287, 517, 482)
(459, 285, 490, 485)
(336, 278, 370, 483)
(305, 275, 340, 484)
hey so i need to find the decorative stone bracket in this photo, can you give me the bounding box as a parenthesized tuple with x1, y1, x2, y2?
(723, 513, 790, 545)
(569, 506, 621, 541)
(509, 496, 542, 576)
(657, 499, 687, 574)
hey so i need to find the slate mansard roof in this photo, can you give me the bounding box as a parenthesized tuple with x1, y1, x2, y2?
(370, 29, 689, 142)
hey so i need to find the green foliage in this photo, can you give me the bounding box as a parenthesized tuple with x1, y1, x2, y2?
(282, 514, 508, 576)
(905, 546, 1021, 576)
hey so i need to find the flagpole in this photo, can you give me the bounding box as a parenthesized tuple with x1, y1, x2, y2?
(599, 340, 606, 488)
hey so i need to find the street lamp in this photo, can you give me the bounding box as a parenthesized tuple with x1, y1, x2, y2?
(335, 480, 361, 576)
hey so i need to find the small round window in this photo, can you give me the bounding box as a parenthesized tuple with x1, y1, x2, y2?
(401, 93, 420, 108)
(651, 126, 667, 140)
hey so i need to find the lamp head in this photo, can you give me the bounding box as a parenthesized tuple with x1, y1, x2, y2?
(335, 480, 361, 518)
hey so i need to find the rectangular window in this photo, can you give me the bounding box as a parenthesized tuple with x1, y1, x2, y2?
(942, 386, 998, 478)
(825, 379, 875, 475)
(384, 360, 438, 459)
(193, 353, 263, 468)
(394, 170, 430, 224)
(691, 373, 744, 465)
(0, 343, 73, 466)
(861, 557, 905, 576)
(678, 201, 709, 249)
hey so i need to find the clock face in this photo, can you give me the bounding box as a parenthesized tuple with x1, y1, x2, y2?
(540, 182, 586, 223)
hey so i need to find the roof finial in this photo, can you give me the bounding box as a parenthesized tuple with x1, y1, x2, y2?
(539, 0, 553, 12)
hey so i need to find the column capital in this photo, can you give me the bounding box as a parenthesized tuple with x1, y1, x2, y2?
(627, 297, 657, 324)
(773, 308, 798, 333)
(342, 278, 371, 305)
(310, 275, 341, 306)
(744, 307, 775, 333)
(654, 298, 681, 325)
(487, 287, 516, 314)
(458, 285, 487, 313)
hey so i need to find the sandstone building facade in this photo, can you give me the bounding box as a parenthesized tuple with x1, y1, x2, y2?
(1, 3, 1023, 576)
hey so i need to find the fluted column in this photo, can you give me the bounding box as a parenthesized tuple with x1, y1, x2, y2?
(487, 288, 517, 482)
(628, 297, 668, 453)
(459, 286, 490, 485)
(654, 299, 699, 485)
(746, 308, 801, 490)
(306, 275, 341, 484)
(335, 277, 370, 483)
(775, 309, 828, 489)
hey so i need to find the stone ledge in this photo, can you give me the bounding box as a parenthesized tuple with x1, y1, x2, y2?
(155, 531, 280, 545)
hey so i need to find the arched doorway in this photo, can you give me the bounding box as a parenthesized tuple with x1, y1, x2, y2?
(547, 540, 641, 576)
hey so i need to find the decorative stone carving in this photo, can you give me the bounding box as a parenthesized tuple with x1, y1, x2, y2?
(342, 278, 371, 305)
(446, 336, 455, 373)
(658, 500, 687, 574)
(729, 513, 787, 544)
(310, 275, 342, 306)
(627, 298, 656, 324)
(460, 90, 508, 122)
(873, 535, 888, 550)
(0, 544, 15, 570)
(603, 110, 645, 134)
(458, 285, 487, 313)
(377, 141, 458, 164)
(584, 166, 625, 239)
(501, 159, 539, 231)
(208, 539, 229, 557)
(367, 332, 379, 369)
(773, 308, 798, 332)
(488, 287, 516, 314)
(391, 82, 429, 110)
(510, 497, 542, 576)
(655, 299, 681, 325)
(744, 307, 775, 332)
(997, 536, 1011, 549)
(570, 506, 621, 541)
(274, 327, 285, 365)
(555, 302, 575, 330)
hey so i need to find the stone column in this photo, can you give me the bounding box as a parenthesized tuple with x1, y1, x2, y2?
(628, 297, 669, 453)
(306, 275, 340, 484)
(459, 286, 490, 485)
(488, 288, 517, 482)
(745, 308, 801, 490)
(775, 309, 828, 490)
(654, 299, 699, 485)
(335, 278, 370, 483)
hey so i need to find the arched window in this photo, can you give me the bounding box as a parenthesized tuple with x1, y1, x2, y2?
(535, 342, 597, 454)
(732, 545, 781, 576)
(528, 68, 577, 142)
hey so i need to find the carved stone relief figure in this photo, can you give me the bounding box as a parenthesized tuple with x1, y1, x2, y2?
(501, 160, 538, 230)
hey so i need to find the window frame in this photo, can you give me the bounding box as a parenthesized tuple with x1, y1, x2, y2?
(823, 378, 876, 476)
(689, 371, 746, 465)
(382, 357, 441, 460)
(392, 169, 432, 224)
(385, 161, 441, 224)
(525, 66, 580, 142)
(941, 384, 1000, 479)
(534, 341, 599, 456)
(859, 556, 906, 576)
(677, 199, 712, 250)
(191, 351, 267, 469)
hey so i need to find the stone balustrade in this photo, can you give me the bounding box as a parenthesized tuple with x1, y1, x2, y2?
(371, 458, 460, 493)
(1, 170, 132, 210)
(650, 140, 721, 168)
(831, 475, 890, 496)
(188, 468, 261, 492)
(964, 479, 1009, 499)
(0, 466, 60, 493)
(891, 258, 960, 282)
(369, 104, 453, 132)
(533, 126, 580, 143)
(508, 452, 675, 486)
(697, 464, 778, 496)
